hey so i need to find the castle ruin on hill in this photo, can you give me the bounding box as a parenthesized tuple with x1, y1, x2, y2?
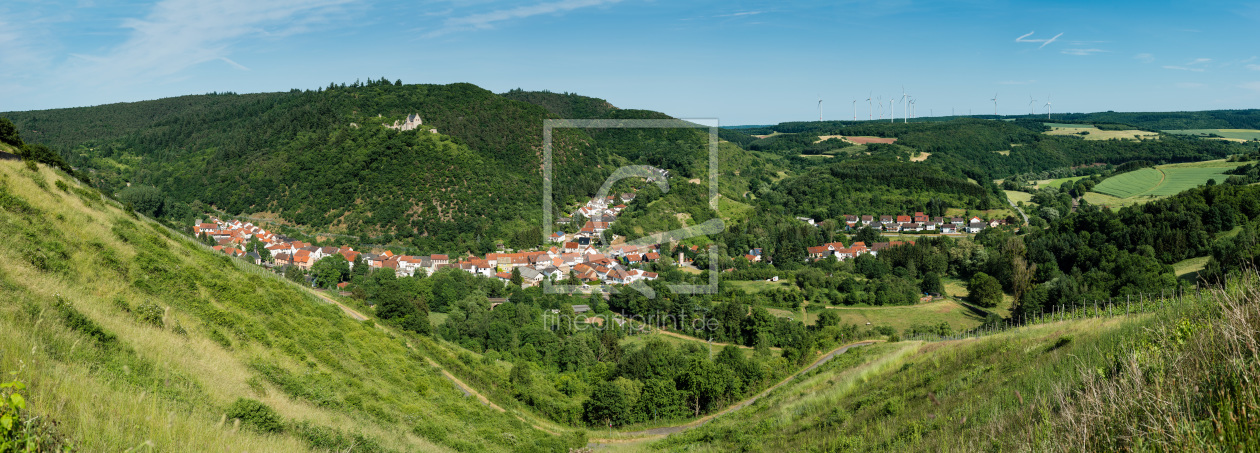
(384, 114, 437, 134)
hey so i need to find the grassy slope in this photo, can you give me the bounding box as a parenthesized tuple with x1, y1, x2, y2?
(648, 283, 1256, 453)
(0, 157, 577, 452)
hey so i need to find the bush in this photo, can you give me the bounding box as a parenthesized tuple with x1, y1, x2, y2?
(226, 398, 284, 433)
(135, 301, 165, 328)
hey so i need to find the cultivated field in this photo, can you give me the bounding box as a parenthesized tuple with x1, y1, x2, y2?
(1092, 168, 1165, 198)
(1044, 124, 1159, 141)
(1092, 160, 1243, 201)
(1163, 129, 1260, 142)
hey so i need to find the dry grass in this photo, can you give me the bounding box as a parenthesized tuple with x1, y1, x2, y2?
(0, 160, 554, 452)
(1049, 276, 1260, 451)
(1045, 126, 1159, 141)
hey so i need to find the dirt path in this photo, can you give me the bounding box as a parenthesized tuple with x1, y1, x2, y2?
(306, 288, 368, 321)
(652, 328, 784, 351)
(589, 340, 876, 444)
(424, 357, 506, 410)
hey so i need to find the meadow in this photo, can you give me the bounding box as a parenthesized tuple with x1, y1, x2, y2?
(1163, 128, 1260, 141)
(1043, 124, 1159, 141)
(1032, 175, 1087, 189)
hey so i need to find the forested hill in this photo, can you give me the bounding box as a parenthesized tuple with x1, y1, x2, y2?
(500, 89, 620, 119)
(2, 81, 633, 252)
(732, 118, 1243, 180)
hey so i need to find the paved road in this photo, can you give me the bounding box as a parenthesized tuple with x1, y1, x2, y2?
(1008, 197, 1029, 225)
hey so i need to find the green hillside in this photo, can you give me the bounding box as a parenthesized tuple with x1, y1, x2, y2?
(3, 81, 625, 253)
(0, 156, 581, 451)
(649, 279, 1260, 452)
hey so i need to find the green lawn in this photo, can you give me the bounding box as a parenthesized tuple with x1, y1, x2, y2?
(1004, 190, 1034, 205)
(1035, 175, 1088, 189)
(1172, 256, 1210, 283)
(726, 279, 797, 294)
(717, 195, 754, 222)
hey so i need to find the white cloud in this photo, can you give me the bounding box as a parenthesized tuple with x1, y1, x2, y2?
(717, 11, 763, 17)
(1242, 81, 1260, 93)
(1015, 31, 1063, 49)
(1163, 58, 1212, 72)
(1061, 48, 1107, 56)
(1134, 53, 1155, 63)
(219, 57, 251, 71)
(1246, 64, 1260, 71)
(427, 0, 622, 37)
(62, 0, 352, 85)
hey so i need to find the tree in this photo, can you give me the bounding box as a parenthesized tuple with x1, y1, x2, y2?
(854, 225, 880, 245)
(117, 185, 166, 217)
(283, 265, 305, 284)
(967, 272, 1003, 308)
(584, 380, 631, 427)
(311, 255, 350, 288)
(0, 117, 21, 147)
(920, 271, 943, 294)
(511, 267, 523, 287)
(815, 310, 841, 330)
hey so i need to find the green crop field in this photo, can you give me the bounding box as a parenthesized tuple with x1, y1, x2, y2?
(1163, 129, 1260, 141)
(1092, 168, 1164, 198)
(1092, 160, 1242, 200)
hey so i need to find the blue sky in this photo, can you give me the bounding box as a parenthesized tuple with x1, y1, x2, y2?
(2, 0, 1258, 125)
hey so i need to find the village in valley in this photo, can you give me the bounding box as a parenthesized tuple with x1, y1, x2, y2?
(195, 176, 1012, 291)
(193, 191, 665, 291)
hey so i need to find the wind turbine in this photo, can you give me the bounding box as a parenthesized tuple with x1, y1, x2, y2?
(877, 95, 883, 119)
(889, 98, 895, 123)
(818, 96, 823, 121)
(1028, 95, 1037, 115)
(909, 98, 916, 120)
(852, 99, 857, 121)
(1045, 95, 1053, 120)
(991, 93, 999, 116)
(901, 86, 909, 123)
(867, 92, 873, 120)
